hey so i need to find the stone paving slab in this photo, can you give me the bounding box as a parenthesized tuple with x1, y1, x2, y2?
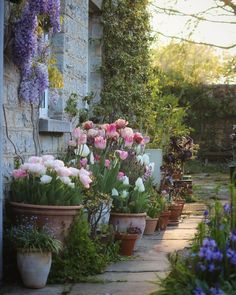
(96, 271, 168, 282)
(1, 285, 63, 295)
(69, 281, 160, 295)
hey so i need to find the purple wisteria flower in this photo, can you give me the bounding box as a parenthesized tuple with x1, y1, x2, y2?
(223, 203, 231, 214)
(210, 287, 224, 295)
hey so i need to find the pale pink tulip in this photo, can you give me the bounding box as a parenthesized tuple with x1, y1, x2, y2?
(77, 133, 87, 145)
(115, 118, 128, 129)
(80, 158, 88, 167)
(101, 124, 109, 130)
(56, 167, 72, 177)
(69, 167, 81, 177)
(79, 168, 92, 188)
(12, 169, 28, 179)
(124, 135, 133, 147)
(116, 150, 128, 160)
(117, 171, 125, 180)
(97, 129, 106, 138)
(42, 155, 55, 162)
(28, 156, 43, 164)
(26, 163, 46, 175)
(121, 127, 134, 138)
(143, 136, 150, 144)
(72, 127, 82, 139)
(105, 159, 111, 168)
(82, 120, 94, 130)
(87, 128, 99, 138)
(94, 136, 107, 150)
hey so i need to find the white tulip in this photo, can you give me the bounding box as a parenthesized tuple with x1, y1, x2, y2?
(123, 176, 130, 185)
(59, 176, 72, 185)
(76, 144, 90, 157)
(40, 175, 52, 184)
(112, 188, 119, 196)
(142, 154, 150, 165)
(90, 152, 95, 164)
(121, 190, 129, 198)
(135, 177, 145, 192)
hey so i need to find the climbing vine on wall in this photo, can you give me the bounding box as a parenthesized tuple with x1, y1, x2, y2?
(94, 0, 152, 127)
(10, 0, 62, 103)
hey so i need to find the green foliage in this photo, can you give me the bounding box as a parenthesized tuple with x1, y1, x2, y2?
(94, 0, 152, 126)
(64, 93, 79, 119)
(7, 224, 61, 254)
(49, 213, 120, 283)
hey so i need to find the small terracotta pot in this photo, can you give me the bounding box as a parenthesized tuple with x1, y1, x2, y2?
(9, 202, 83, 243)
(175, 200, 185, 214)
(158, 210, 170, 231)
(109, 212, 146, 250)
(168, 204, 182, 225)
(144, 218, 159, 235)
(115, 233, 138, 256)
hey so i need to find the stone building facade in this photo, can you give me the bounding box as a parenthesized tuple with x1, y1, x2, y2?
(3, 0, 103, 186)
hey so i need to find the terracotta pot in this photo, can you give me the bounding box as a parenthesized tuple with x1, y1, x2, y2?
(144, 217, 159, 235)
(168, 204, 182, 225)
(17, 251, 51, 288)
(109, 212, 146, 250)
(115, 233, 138, 256)
(9, 202, 83, 243)
(176, 200, 185, 214)
(158, 210, 170, 231)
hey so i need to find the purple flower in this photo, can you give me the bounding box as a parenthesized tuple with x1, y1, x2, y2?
(194, 287, 206, 295)
(208, 263, 215, 272)
(204, 210, 209, 217)
(223, 203, 231, 214)
(210, 287, 224, 295)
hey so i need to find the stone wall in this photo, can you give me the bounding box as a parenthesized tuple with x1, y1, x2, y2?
(3, 0, 96, 186)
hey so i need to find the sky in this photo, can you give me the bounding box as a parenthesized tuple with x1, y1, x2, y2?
(150, 0, 236, 55)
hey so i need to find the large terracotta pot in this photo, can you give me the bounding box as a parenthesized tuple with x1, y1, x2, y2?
(9, 202, 83, 242)
(176, 200, 185, 214)
(144, 217, 159, 235)
(168, 204, 182, 225)
(115, 233, 138, 256)
(158, 210, 170, 231)
(109, 212, 146, 250)
(17, 251, 51, 288)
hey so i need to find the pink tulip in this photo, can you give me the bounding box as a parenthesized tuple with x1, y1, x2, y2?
(28, 156, 43, 164)
(115, 118, 128, 129)
(87, 128, 99, 138)
(94, 154, 101, 162)
(72, 127, 82, 139)
(97, 129, 106, 138)
(121, 127, 134, 138)
(101, 124, 109, 130)
(68, 140, 77, 147)
(94, 136, 107, 150)
(77, 133, 87, 145)
(133, 132, 144, 144)
(117, 171, 125, 180)
(116, 150, 128, 160)
(82, 120, 94, 130)
(56, 167, 72, 177)
(12, 169, 28, 179)
(79, 168, 92, 188)
(80, 158, 88, 167)
(124, 135, 133, 147)
(105, 159, 111, 168)
(106, 123, 117, 138)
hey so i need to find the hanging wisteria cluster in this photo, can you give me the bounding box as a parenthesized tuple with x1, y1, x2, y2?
(12, 0, 60, 103)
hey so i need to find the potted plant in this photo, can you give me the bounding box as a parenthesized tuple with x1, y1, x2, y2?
(8, 155, 92, 242)
(115, 225, 142, 256)
(157, 194, 170, 231)
(7, 223, 61, 288)
(168, 202, 183, 226)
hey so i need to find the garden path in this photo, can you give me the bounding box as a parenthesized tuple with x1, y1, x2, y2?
(2, 204, 205, 295)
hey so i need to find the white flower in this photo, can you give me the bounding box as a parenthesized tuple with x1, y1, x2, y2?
(121, 190, 129, 198)
(68, 182, 75, 188)
(59, 176, 72, 185)
(42, 155, 55, 162)
(123, 176, 129, 185)
(136, 155, 143, 165)
(69, 167, 80, 177)
(52, 160, 65, 168)
(142, 154, 150, 165)
(90, 152, 95, 164)
(28, 156, 43, 164)
(135, 177, 145, 192)
(112, 188, 119, 196)
(40, 175, 52, 184)
(75, 144, 90, 157)
(25, 163, 46, 175)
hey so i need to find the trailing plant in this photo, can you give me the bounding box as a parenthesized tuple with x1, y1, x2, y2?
(94, 0, 152, 126)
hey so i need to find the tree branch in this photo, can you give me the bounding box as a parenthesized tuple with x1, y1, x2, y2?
(154, 31, 236, 49)
(219, 0, 236, 14)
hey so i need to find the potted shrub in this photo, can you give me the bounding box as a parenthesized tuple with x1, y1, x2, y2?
(115, 226, 141, 256)
(7, 223, 61, 288)
(157, 195, 170, 231)
(8, 155, 92, 242)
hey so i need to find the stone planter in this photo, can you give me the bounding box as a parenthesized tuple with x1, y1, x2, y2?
(17, 251, 51, 288)
(109, 212, 146, 250)
(9, 202, 83, 243)
(115, 233, 138, 256)
(168, 204, 182, 226)
(158, 210, 170, 231)
(144, 217, 159, 235)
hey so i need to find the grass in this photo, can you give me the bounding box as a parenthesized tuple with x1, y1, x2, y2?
(185, 160, 229, 175)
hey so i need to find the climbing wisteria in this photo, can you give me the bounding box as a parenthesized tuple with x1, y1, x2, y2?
(12, 0, 60, 103)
